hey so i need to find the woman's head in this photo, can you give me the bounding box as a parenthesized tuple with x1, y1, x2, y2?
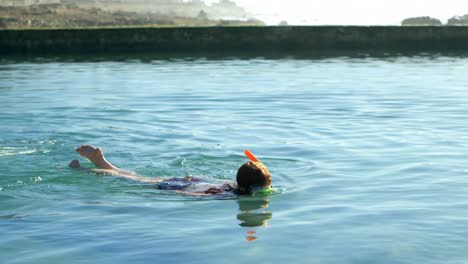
(236, 161, 271, 194)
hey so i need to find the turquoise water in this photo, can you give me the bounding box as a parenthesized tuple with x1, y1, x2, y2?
(2, 53, 468, 263)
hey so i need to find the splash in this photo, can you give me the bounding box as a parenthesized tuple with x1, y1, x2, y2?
(0, 147, 37, 156)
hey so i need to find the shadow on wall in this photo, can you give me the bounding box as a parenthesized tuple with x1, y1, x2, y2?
(1, 26, 468, 55)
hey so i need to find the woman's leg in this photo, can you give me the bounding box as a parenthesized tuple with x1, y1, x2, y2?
(70, 144, 163, 184)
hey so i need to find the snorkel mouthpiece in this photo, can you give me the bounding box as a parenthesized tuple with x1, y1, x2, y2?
(251, 187, 274, 196)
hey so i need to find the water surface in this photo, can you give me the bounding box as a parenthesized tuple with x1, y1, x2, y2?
(1, 52, 468, 263)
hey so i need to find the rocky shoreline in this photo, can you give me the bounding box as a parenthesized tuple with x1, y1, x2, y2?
(0, 3, 264, 29)
(402, 15, 468, 26)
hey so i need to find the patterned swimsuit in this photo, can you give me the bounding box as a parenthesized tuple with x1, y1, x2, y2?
(154, 176, 235, 193)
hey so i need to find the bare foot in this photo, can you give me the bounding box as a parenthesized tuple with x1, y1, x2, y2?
(76, 144, 115, 169)
(68, 159, 80, 169)
(76, 144, 102, 162)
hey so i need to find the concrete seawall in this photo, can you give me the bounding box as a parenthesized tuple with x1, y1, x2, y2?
(1, 26, 468, 54)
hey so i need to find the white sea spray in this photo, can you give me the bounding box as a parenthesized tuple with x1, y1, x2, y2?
(0, 147, 37, 156)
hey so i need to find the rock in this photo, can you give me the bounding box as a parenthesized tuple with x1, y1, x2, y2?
(447, 15, 468, 25)
(197, 10, 208, 20)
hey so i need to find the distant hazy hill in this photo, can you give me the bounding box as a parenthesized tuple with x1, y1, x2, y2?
(0, 0, 61, 5)
(401, 16, 442, 26)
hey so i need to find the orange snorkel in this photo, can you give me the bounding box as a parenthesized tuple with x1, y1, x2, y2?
(244, 149, 260, 163)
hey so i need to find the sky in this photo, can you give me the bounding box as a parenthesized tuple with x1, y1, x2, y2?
(206, 0, 468, 25)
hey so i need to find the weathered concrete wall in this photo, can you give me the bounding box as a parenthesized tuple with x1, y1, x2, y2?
(1, 26, 468, 54)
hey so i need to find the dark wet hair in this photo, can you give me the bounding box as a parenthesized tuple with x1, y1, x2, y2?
(236, 161, 271, 194)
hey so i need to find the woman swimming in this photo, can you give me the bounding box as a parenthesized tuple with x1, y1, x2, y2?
(69, 144, 272, 196)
